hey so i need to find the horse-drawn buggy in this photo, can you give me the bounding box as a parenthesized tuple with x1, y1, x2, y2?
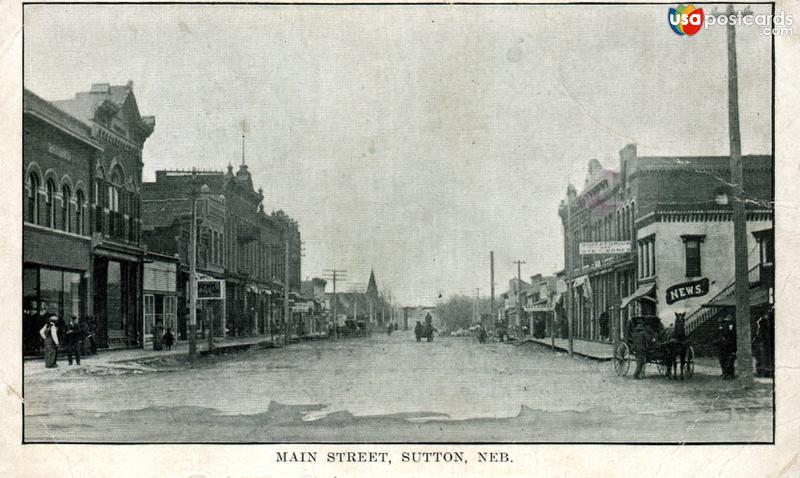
(613, 315, 695, 379)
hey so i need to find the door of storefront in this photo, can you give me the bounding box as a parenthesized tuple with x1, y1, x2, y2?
(94, 257, 139, 348)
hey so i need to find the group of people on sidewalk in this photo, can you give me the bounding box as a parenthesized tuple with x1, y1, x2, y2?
(39, 315, 96, 368)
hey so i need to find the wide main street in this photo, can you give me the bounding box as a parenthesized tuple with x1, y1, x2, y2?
(23, 332, 772, 443)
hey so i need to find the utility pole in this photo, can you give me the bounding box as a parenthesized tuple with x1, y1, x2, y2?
(322, 269, 347, 340)
(566, 188, 574, 357)
(726, 4, 754, 388)
(284, 239, 290, 346)
(474, 288, 480, 324)
(187, 174, 208, 360)
(189, 188, 198, 359)
(514, 260, 526, 339)
(333, 271, 337, 339)
(490, 251, 495, 324)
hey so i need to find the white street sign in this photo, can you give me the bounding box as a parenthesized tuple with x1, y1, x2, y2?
(579, 241, 631, 255)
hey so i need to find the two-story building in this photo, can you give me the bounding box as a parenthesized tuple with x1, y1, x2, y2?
(559, 144, 773, 350)
(23, 89, 102, 354)
(142, 170, 227, 340)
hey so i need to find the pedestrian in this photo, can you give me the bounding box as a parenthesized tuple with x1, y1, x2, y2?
(37, 302, 49, 353)
(715, 315, 737, 379)
(54, 311, 66, 347)
(80, 318, 95, 355)
(163, 328, 175, 350)
(414, 321, 423, 342)
(64, 316, 82, 366)
(599, 312, 610, 341)
(39, 316, 59, 368)
(387, 322, 393, 336)
(478, 324, 487, 344)
(632, 321, 648, 379)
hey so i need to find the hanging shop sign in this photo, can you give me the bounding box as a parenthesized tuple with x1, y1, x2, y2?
(666, 278, 709, 305)
(579, 241, 631, 255)
(197, 279, 224, 300)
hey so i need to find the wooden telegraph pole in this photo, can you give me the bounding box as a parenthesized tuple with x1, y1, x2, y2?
(514, 260, 526, 339)
(322, 269, 347, 340)
(566, 192, 574, 357)
(726, 4, 754, 388)
(490, 251, 495, 325)
(284, 239, 290, 346)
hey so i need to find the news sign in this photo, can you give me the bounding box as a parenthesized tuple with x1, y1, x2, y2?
(665, 278, 709, 305)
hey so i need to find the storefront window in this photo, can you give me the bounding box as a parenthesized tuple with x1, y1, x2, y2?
(24, 266, 84, 321)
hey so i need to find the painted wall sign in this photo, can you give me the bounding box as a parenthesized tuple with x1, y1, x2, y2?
(47, 142, 72, 161)
(579, 241, 631, 255)
(666, 278, 709, 305)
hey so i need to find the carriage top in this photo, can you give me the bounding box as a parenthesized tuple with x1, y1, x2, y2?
(626, 315, 664, 336)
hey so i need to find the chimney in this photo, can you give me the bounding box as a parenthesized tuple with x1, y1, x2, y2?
(90, 83, 110, 94)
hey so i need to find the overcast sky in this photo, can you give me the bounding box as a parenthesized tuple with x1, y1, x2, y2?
(24, 4, 772, 305)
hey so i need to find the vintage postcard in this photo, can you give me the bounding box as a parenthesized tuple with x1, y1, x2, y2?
(1, 1, 799, 476)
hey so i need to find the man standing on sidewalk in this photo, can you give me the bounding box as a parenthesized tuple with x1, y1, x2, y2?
(716, 315, 737, 379)
(64, 316, 83, 366)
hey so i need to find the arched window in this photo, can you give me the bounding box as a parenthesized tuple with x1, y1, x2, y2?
(109, 169, 122, 213)
(629, 202, 636, 240)
(61, 184, 71, 232)
(27, 173, 40, 224)
(76, 190, 85, 235)
(45, 179, 56, 228)
(108, 167, 123, 238)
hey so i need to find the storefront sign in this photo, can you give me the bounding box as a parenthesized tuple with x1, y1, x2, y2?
(197, 279, 224, 300)
(579, 241, 631, 255)
(666, 278, 709, 305)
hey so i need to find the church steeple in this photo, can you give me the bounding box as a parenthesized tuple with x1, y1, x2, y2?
(366, 269, 378, 298)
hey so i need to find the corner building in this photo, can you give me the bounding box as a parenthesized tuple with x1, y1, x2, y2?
(559, 144, 773, 347)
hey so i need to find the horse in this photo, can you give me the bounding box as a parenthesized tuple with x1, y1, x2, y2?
(662, 312, 689, 380)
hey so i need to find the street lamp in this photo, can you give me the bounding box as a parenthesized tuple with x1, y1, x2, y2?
(188, 181, 210, 359)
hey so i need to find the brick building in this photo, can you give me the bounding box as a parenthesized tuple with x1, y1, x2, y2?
(23, 89, 101, 354)
(24, 82, 154, 350)
(51, 82, 155, 348)
(142, 163, 302, 339)
(559, 144, 773, 348)
(142, 170, 227, 340)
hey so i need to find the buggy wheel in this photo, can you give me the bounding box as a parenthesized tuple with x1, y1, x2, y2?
(684, 345, 695, 379)
(614, 342, 631, 376)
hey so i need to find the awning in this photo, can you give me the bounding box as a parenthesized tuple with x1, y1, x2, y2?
(620, 283, 656, 309)
(701, 287, 770, 308)
(572, 275, 592, 302)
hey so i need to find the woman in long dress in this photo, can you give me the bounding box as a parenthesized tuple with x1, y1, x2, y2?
(39, 317, 59, 368)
